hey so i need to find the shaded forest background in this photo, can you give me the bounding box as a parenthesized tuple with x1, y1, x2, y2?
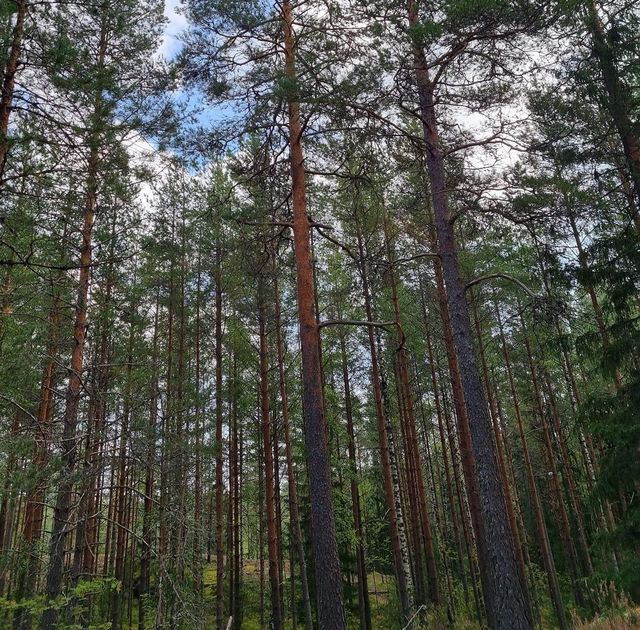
(0, 0, 639, 628)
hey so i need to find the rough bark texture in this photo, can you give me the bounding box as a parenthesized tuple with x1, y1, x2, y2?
(0, 0, 26, 183)
(258, 288, 283, 630)
(273, 269, 314, 630)
(281, 2, 345, 626)
(41, 151, 98, 630)
(354, 209, 414, 624)
(407, 3, 533, 627)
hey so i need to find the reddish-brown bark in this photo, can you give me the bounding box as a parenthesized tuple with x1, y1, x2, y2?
(258, 287, 283, 630)
(353, 208, 413, 623)
(384, 220, 440, 607)
(0, 0, 26, 183)
(273, 267, 314, 630)
(281, 1, 345, 626)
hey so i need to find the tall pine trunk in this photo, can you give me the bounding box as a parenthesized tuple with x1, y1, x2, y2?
(258, 285, 283, 630)
(41, 152, 98, 630)
(214, 233, 225, 630)
(0, 0, 26, 183)
(353, 208, 413, 623)
(281, 1, 345, 626)
(406, 5, 533, 625)
(273, 267, 314, 630)
(338, 324, 372, 630)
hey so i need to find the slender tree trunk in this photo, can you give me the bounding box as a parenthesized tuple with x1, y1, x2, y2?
(520, 316, 586, 610)
(82, 268, 114, 581)
(385, 219, 440, 607)
(258, 420, 265, 630)
(273, 267, 314, 630)
(111, 322, 135, 630)
(495, 308, 568, 630)
(174, 240, 187, 584)
(0, 411, 20, 596)
(272, 406, 285, 624)
(70, 211, 117, 618)
(436, 355, 484, 626)
(194, 265, 203, 619)
(281, 2, 345, 626)
(353, 208, 413, 623)
(541, 365, 593, 575)
(338, 325, 372, 630)
(568, 210, 623, 390)
(258, 286, 283, 630)
(393, 356, 427, 610)
(231, 352, 242, 630)
(587, 1, 640, 208)
(214, 235, 225, 630)
(41, 116, 102, 630)
(139, 291, 159, 630)
(157, 252, 175, 628)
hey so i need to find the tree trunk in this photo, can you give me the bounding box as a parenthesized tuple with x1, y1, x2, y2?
(273, 267, 314, 630)
(420, 285, 468, 607)
(231, 352, 242, 630)
(139, 290, 159, 630)
(407, 3, 533, 626)
(258, 286, 283, 630)
(384, 218, 440, 607)
(353, 207, 414, 623)
(281, 1, 345, 627)
(338, 324, 372, 630)
(495, 308, 568, 630)
(41, 130, 101, 630)
(587, 1, 640, 208)
(520, 315, 586, 610)
(471, 293, 529, 592)
(0, 0, 26, 184)
(111, 321, 135, 630)
(215, 234, 225, 630)
(194, 265, 203, 619)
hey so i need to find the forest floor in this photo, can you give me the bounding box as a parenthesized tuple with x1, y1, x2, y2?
(199, 562, 640, 629)
(202, 561, 398, 629)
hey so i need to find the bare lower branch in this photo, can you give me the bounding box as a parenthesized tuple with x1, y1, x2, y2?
(465, 273, 538, 299)
(315, 227, 358, 261)
(318, 319, 396, 331)
(386, 252, 439, 266)
(237, 218, 293, 228)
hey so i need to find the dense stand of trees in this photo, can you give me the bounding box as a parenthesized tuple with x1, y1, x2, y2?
(0, 0, 639, 628)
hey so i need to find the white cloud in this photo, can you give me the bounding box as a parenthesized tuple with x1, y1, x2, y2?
(159, 0, 188, 60)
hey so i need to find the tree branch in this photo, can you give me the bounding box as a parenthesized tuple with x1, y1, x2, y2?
(465, 273, 538, 299)
(315, 227, 358, 261)
(318, 319, 396, 331)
